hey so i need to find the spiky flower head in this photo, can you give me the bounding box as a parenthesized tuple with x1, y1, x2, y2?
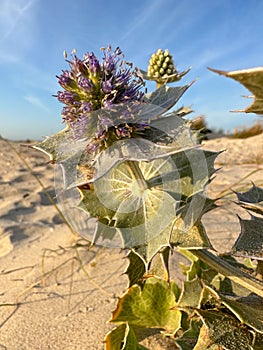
(140, 49, 191, 87)
(56, 46, 147, 149)
(147, 49, 175, 80)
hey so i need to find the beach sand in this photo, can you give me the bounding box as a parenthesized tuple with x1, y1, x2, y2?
(0, 134, 262, 349)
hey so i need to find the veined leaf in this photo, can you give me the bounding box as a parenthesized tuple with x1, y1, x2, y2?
(110, 277, 181, 333)
(79, 159, 178, 256)
(143, 83, 193, 112)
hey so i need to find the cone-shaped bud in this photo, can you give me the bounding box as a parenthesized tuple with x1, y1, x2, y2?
(140, 49, 191, 87)
(147, 49, 176, 79)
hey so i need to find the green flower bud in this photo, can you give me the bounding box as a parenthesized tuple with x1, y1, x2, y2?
(147, 49, 177, 80)
(143, 48, 191, 87)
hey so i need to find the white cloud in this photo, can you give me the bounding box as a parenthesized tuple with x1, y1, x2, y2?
(24, 95, 50, 112)
(0, 0, 38, 63)
(121, 0, 161, 41)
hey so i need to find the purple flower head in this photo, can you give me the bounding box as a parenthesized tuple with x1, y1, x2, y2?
(84, 52, 101, 76)
(57, 91, 79, 106)
(57, 70, 76, 90)
(78, 76, 93, 92)
(70, 56, 89, 77)
(56, 45, 146, 146)
(102, 79, 113, 94)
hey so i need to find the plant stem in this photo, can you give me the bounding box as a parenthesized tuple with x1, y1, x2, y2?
(190, 249, 263, 297)
(126, 161, 149, 191)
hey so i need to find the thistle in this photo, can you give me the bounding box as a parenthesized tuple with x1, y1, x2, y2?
(33, 46, 263, 350)
(56, 46, 146, 145)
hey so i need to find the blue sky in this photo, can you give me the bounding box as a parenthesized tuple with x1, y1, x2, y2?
(0, 0, 262, 140)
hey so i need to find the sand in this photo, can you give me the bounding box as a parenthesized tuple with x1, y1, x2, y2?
(0, 133, 262, 349)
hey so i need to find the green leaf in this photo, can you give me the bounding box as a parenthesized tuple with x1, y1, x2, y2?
(171, 218, 213, 250)
(133, 221, 173, 264)
(105, 323, 148, 350)
(79, 157, 179, 262)
(177, 278, 203, 308)
(193, 325, 224, 350)
(92, 138, 196, 183)
(148, 149, 220, 200)
(186, 259, 217, 282)
(175, 319, 201, 350)
(125, 251, 146, 287)
(209, 66, 263, 114)
(78, 141, 218, 262)
(231, 215, 263, 260)
(236, 184, 263, 204)
(110, 277, 181, 333)
(220, 293, 263, 333)
(202, 285, 263, 333)
(235, 184, 263, 215)
(143, 83, 193, 112)
(148, 246, 171, 282)
(33, 109, 99, 162)
(196, 309, 254, 350)
(105, 324, 127, 350)
(33, 127, 77, 162)
(149, 112, 196, 148)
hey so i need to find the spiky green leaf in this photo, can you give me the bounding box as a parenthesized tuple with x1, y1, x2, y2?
(231, 216, 263, 260)
(143, 84, 193, 112)
(110, 277, 181, 333)
(235, 184, 263, 215)
(196, 309, 254, 350)
(209, 66, 263, 114)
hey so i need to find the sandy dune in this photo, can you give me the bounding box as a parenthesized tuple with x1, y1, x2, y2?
(0, 134, 262, 349)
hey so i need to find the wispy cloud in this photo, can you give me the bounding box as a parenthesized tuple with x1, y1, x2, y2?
(121, 0, 161, 41)
(24, 95, 50, 112)
(0, 0, 38, 63)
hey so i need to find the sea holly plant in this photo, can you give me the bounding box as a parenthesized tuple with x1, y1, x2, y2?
(34, 46, 263, 349)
